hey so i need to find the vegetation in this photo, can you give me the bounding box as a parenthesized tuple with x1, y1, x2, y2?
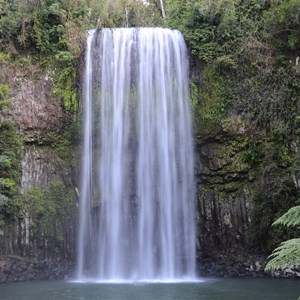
(165, 0, 300, 135)
(25, 180, 75, 240)
(0, 83, 11, 111)
(0, 121, 23, 235)
(0, 0, 299, 274)
(265, 205, 300, 271)
(164, 0, 300, 252)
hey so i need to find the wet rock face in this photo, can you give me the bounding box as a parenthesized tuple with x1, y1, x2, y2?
(0, 145, 77, 277)
(21, 146, 61, 193)
(0, 65, 64, 140)
(194, 132, 299, 279)
(197, 251, 268, 278)
(194, 138, 253, 257)
(196, 189, 251, 255)
(0, 256, 75, 283)
(0, 64, 77, 283)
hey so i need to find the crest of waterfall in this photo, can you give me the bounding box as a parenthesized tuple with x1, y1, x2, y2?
(77, 28, 196, 282)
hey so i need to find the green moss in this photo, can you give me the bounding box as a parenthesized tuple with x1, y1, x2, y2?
(223, 182, 241, 192)
(0, 83, 9, 98)
(61, 74, 78, 112)
(240, 144, 264, 167)
(192, 66, 229, 135)
(25, 180, 75, 240)
(24, 116, 80, 170)
(0, 99, 11, 111)
(212, 138, 250, 173)
(218, 191, 226, 205)
(0, 83, 11, 111)
(0, 53, 11, 64)
(26, 187, 47, 220)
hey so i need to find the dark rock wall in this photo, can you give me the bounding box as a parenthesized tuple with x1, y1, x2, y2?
(194, 138, 253, 255)
(193, 127, 299, 278)
(194, 137, 257, 277)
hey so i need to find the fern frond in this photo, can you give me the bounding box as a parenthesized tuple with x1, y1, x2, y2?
(265, 238, 300, 270)
(273, 206, 300, 227)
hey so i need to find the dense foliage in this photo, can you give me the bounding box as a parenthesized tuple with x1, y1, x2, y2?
(0, 0, 162, 115)
(0, 121, 22, 235)
(0, 0, 162, 55)
(265, 206, 300, 270)
(164, 0, 300, 134)
(164, 0, 300, 253)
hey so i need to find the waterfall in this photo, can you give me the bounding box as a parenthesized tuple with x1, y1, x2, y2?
(77, 28, 196, 282)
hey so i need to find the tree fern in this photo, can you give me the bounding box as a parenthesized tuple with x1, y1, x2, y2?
(265, 238, 300, 270)
(273, 205, 300, 227)
(265, 205, 300, 271)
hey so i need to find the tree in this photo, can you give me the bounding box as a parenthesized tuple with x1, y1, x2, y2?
(159, 0, 165, 18)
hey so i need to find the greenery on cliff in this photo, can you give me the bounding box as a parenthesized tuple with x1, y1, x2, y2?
(165, 0, 300, 257)
(0, 121, 22, 235)
(167, 0, 300, 270)
(0, 0, 299, 271)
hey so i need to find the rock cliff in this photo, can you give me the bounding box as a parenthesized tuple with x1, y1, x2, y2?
(0, 63, 77, 282)
(0, 58, 298, 282)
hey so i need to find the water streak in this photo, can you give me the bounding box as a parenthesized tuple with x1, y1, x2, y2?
(77, 28, 196, 281)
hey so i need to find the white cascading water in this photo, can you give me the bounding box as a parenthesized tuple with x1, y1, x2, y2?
(77, 28, 196, 282)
